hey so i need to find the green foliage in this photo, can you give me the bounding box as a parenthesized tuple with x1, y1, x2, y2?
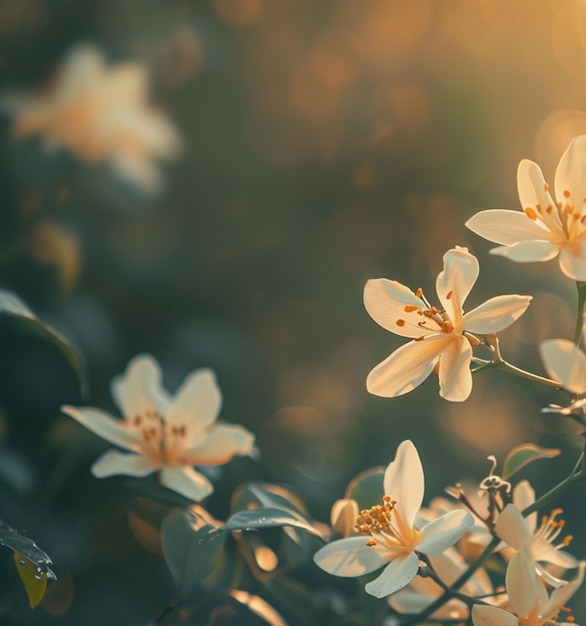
(502, 443, 561, 480)
(344, 466, 385, 510)
(0, 288, 82, 378)
(162, 507, 230, 599)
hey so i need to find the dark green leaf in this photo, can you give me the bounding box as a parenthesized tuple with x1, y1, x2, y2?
(231, 483, 308, 517)
(345, 467, 385, 510)
(0, 289, 82, 378)
(218, 507, 326, 540)
(162, 508, 229, 599)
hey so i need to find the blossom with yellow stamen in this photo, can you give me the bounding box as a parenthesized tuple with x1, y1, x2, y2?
(466, 135, 586, 280)
(496, 496, 578, 588)
(62, 354, 255, 502)
(364, 247, 532, 402)
(472, 548, 585, 626)
(313, 440, 474, 598)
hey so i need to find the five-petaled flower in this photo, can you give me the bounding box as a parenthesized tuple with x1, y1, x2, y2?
(313, 440, 474, 598)
(363, 246, 532, 402)
(62, 354, 255, 502)
(466, 135, 586, 281)
(471, 548, 585, 626)
(2, 44, 180, 194)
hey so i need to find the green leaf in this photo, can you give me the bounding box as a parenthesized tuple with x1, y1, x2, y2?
(231, 483, 308, 517)
(218, 507, 326, 540)
(0, 289, 82, 378)
(345, 466, 385, 510)
(502, 444, 561, 480)
(162, 507, 229, 599)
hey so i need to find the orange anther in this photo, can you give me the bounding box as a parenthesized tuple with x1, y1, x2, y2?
(524, 207, 537, 220)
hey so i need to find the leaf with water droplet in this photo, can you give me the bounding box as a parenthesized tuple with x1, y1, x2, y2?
(217, 507, 326, 540)
(502, 444, 561, 479)
(14, 552, 48, 608)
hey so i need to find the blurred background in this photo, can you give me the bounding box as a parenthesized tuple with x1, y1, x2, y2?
(0, 0, 586, 623)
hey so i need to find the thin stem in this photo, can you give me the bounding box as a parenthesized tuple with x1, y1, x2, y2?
(492, 360, 560, 388)
(573, 281, 586, 345)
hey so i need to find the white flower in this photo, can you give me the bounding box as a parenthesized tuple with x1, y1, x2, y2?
(496, 496, 578, 588)
(540, 338, 586, 415)
(62, 354, 255, 502)
(466, 135, 586, 281)
(2, 44, 180, 194)
(472, 548, 585, 626)
(313, 440, 474, 598)
(364, 247, 532, 402)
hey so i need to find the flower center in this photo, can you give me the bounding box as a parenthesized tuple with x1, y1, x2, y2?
(535, 508, 573, 550)
(524, 184, 586, 241)
(395, 288, 454, 335)
(354, 495, 416, 554)
(133, 410, 188, 464)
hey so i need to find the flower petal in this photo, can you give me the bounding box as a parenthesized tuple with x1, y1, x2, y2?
(384, 440, 424, 529)
(416, 510, 473, 554)
(313, 536, 387, 577)
(364, 552, 420, 598)
(436, 247, 478, 329)
(363, 279, 438, 338)
(366, 334, 452, 398)
(490, 240, 559, 262)
(518, 159, 561, 234)
(463, 294, 532, 334)
(159, 466, 214, 501)
(471, 604, 518, 626)
(505, 548, 544, 618)
(437, 336, 472, 402)
(110, 354, 171, 422)
(559, 244, 586, 281)
(91, 449, 159, 477)
(494, 504, 533, 550)
(62, 405, 138, 451)
(185, 423, 255, 465)
(512, 480, 536, 532)
(167, 368, 222, 435)
(554, 135, 586, 217)
(540, 338, 586, 394)
(466, 209, 552, 245)
(542, 561, 585, 621)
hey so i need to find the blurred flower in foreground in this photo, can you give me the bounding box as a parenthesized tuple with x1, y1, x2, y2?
(466, 135, 586, 281)
(364, 247, 531, 401)
(2, 44, 180, 194)
(313, 440, 473, 598)
(471, 548, 585, 626)
(540, 338, 586, 415)
(62, 354, 255, 501)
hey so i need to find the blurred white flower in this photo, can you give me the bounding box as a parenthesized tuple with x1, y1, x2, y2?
(313, 440, 473, 598)
(3, 44, 180, 194)
(466, 135, 586, 281)
(471, 548, 585, 626)
(62, 354, 255, 502)
(540, 338, 586, 415)
(364, 247, 532, 401)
